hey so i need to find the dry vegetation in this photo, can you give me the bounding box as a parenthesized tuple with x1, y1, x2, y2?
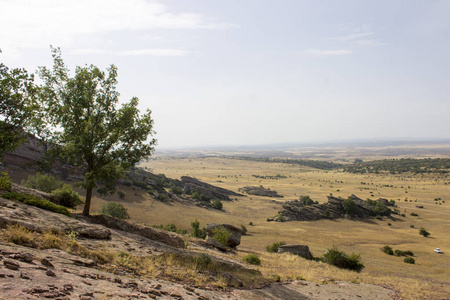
(132, 155, 450, 299)
(3, 146, 450, 299)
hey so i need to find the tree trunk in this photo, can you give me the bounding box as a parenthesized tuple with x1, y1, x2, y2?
(83, 187, 93, 216)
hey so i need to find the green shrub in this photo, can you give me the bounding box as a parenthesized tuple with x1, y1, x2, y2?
(266, 242, 286, 253)
(212, 226, 231, 247)
(0, 172, 12, 191)
(404, 250, 414, 256)
(21, 173, 64, 193)
(195, 253, 212, 267)
(394, 250, 406, 256)
(117, 190, 125, 199)
(243, 253, 261, 265)
(190, 219, 207, 239)
(342, 198, 359, 215)
(410, 212, 419, 217)
(321, 246, 364, 272)
(212, 199, 223, 210)
(100, 202, 129, 219)
(381, 245, 394, 255)
(51, 185, 82, 208)
(169, 185, 183, 195)
(404, 257, 415, 264)
(157, 194, 168, 202)
(419, 227, 430, 237)
(240, 225, 247, 235)
(2, 192, 71, 217)
(372, 202, 391, 216)
(300, 195, 314, 206)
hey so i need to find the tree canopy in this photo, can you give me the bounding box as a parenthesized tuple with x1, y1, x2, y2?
(38, 47, 156, 215)
(0, 52, 38, 156)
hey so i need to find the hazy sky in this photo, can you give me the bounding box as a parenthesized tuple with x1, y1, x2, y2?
(1, 0, 449, 148)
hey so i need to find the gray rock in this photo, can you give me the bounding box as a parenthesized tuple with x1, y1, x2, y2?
(3, 259, 20, 270)
(278, 244, 313, 260)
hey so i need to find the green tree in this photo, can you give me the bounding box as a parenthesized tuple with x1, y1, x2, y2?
(38, 48, 156, 216)
(0, 54, 38, 156)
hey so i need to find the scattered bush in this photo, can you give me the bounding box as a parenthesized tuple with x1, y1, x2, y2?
(0, 172, 12, 191)
(410, 225, 414, 228)
(169, 185, 183, 195)
(410, 212, 419, 217)
(404, 250, 414, 256)
(100, 202, 129, 219)
(372, 202, 391, 216)
(381, 245, 394, 255)
(22, 173, 64, 193)
(404, 257, 415, 264)
(300, 195, 314, 206)
(212, 199, 223, 210)
(190, 219, 207, 239)
(394, 250, 406, 256)
(195, 253, 211, 266)
(153, 223, 187, 235)
(419, 227, 430, 237)
(117, 190, 125, 199)
(266, 242, 286, 253)
(51, 185, 82, 208)
(240, 225, 247, 235)
(342, 198, 359, 215)
(156, 194, 168, 202)
(212, 226, 231, 247)
(2, 192, 71, 216)
(243, 253, 261, 265)
(321, 246, 364, 272)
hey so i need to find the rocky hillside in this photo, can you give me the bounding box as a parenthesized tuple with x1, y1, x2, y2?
(238, 186, 282, 198)
(0, 195, 396, 300)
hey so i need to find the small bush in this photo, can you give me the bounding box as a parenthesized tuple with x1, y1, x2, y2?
(22, 173, 64, 193)
(169, 185, 183, 195)
(419, 227, 430, 237)
(190, 219, 206, 239)
(300, 195, 314, 206)
(243, 253, 261, 265)
(404, 257, 415, 264)
(381, 245, 394, 255)
(195, 253, 211, 267)
(212, 226, 231, 247)
(117, 190, 125, 199)
(342, 198, 359, 215)
(394, 250, 406, 256)
(157, 194, 168, 202)
(321, 246, 364, 272)
(404, 250, 414, 256)
(100, 202, 130, 219)
(51, 185, 82, 208)
(266, 242, 286, 253)
(240, 225, 247, 235)
(2, 192, 71, 216)
(410, 212, 419, 217)
(410, 225, 414, 228)
(0, 172, 12, 191)
(212, 199, 223, 210)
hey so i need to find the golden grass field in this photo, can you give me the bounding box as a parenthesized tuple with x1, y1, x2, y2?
(123, 155, 449, 299)
(4, 149, 450, 299)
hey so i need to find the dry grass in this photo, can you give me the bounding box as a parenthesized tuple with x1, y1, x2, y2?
(135, 156, 450, 299)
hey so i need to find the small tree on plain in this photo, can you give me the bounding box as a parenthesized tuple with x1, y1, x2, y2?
(37, 47, 156, 216)
(101, 202, 129, 219)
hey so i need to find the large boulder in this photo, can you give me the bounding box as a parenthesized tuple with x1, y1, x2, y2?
(278, 244, 313, 260)
(205, 223, 242, 248)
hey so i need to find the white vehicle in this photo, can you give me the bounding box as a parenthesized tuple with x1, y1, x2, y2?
(434, 248, 442, 253)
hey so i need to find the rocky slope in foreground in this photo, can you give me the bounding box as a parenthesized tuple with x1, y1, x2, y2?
(0, 196, 397, 300)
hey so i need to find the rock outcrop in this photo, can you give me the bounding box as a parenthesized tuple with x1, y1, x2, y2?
(238, 185, 283, 197)
(278, 244, 314, 260)
(278, 194, 392, 222)
(181, 176, 242, 201)
(0, 198, 111, 239)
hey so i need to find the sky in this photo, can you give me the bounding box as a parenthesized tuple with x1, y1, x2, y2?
(1, 0, 449, 149)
